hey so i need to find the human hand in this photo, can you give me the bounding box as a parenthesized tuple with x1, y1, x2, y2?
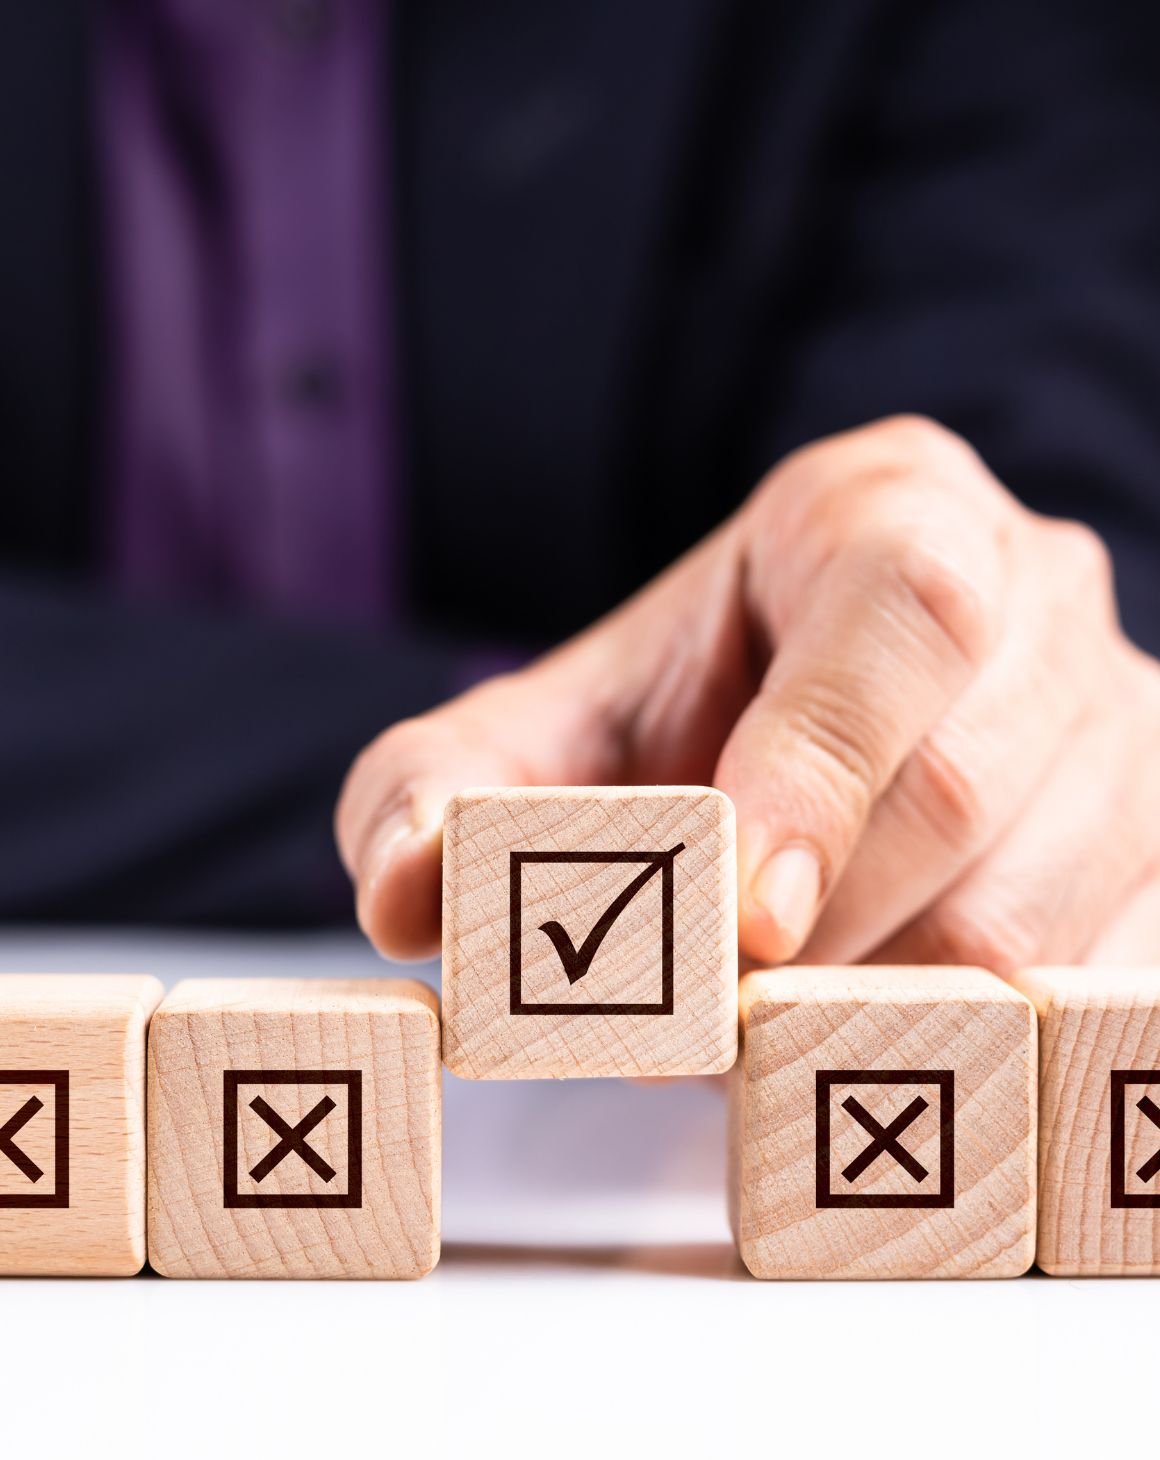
(336, 416, 1160, 970)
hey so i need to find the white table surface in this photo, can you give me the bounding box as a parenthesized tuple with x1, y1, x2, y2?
(0, 930, 1149, 1459)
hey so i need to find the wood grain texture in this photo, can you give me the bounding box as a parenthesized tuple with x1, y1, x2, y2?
(0, 974, 162, 1275)
(147, 978, 441, 1279)
(442, 787, 737, 1078)
(1013, 967, 1160, 1276)
(730, 967, 1037, 1279)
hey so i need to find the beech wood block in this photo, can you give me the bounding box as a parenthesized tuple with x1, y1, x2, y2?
(730, 966, 1037, 1279)
(147, 978, 441, 1279)
(0, 974, 162, 1276)
(1013, 967, 1160, 1276)
(442, 786, 737, 1079)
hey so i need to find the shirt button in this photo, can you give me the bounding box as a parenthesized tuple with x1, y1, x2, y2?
(270, 0, 334, 46)
(281, 356, 345, 410)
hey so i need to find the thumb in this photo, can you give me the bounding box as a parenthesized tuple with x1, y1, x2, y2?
(335, 657, 619, 961)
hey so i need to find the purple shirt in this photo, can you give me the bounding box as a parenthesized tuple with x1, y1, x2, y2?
(100, 0, 399, 627)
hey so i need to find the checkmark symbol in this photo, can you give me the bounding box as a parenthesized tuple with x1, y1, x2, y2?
(537, 842, 685, 985)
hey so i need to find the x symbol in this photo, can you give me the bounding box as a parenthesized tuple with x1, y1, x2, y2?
(248, 1096, 337, 1184)
(841, 1095, 930, 1184)
(0, 1096, 45, 1184)
(1135, 1095, 1160, 1184)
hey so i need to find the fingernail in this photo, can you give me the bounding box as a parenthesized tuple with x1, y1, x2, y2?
(364, 813, 416, 874)
(354, 810, 437, 938)
(359, 792, 445, 878)
(751, 846, 821, 956)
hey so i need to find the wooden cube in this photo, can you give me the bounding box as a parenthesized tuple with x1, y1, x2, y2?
(730, 966, 1037, 1279)
(0, 974, 162, 1275)
(1012, 967, 1160, 1276)
(147, 978, 441, 1279)
(442, 786, 737, 1079)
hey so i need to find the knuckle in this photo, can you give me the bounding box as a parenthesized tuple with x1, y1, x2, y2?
(760, 415, 958, 510)
(896, 535, 997, 668)
(904, 733, 989, 849)
(1136, 651, 1160, 723)
(847, 526, 998, 671)
(752, 416, 985, 562)
(1045, 518, 1116, 608)
(779, 416, 960, 509)
(867, 413, 965, 462)
(782, 685, 883, 811)
(915, 900, 1039, 978)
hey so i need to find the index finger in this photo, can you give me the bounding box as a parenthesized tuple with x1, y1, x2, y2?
(716, 481, 1006, 965)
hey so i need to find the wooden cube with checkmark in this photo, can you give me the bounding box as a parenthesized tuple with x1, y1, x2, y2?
(0, 974, 162, 1275)
(1012, 967, 1160, 1275)
(147, 978, 441, 1278)
(730, 966, 1037, 1279)
(441, 787, 738, 1078)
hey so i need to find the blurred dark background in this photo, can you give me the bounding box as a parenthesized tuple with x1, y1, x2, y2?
(3, 0, 1159, 928)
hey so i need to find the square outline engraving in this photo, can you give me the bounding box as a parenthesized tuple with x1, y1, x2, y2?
(0, 1070, 69, 1209)
(509, 850, 676, 1016)
(816, 1069, 955, 1210)
(222, 1070, 363, 1209)
(1109, 1069, 1160, 1209)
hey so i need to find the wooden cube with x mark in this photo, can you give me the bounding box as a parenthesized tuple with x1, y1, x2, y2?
(1012, 967, 1160, 1275)
(730, 966, 1037, 1279)
(0, 974, 162, 1275)
(147, 979, 441, 1278)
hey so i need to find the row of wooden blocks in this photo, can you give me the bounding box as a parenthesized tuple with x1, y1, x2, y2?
(0, 787, 1157, 1279)
(0, 964, 1155, 1279)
